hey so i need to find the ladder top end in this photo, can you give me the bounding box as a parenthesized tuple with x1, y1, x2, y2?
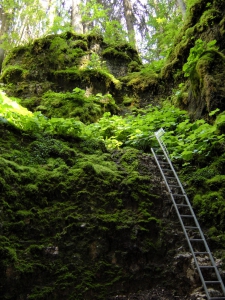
(155, 128, 165, 138)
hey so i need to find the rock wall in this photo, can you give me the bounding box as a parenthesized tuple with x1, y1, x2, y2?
(0, 122, 212, 299)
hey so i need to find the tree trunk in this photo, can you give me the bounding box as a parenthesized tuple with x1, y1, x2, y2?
(177, 0, 186, 18)
(0, 5, 9, 72)
(122, 0, 136, 49)
(47, 0, 57, 29)
(0, 48, 5, 72)
(71, 0, 83, 33)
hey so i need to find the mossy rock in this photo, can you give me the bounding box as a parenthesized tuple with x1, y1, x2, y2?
(1, 66, 29, 84)
(186, 50, 225, 118)
(102, 47, 131, 61)
(121, 70, 158, 92)
(0, 124, 169, 299)
(1, 32, 139, 105)
(197, 9, 222, 32)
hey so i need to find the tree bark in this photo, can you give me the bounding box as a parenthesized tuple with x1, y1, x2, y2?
(0, 5, 9, 71)
(47, 0, 56, 28)
(177, 0, 186, 18)
(122, 0, 136, 48)
(71, 0, 83, 33)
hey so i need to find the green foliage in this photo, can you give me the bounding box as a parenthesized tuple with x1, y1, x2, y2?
(82, 102, 224, 164)
(0, 120, 162, 298)
(86, 53, 107, 70)
(103, 21, 127, 45)
(0, 90, 82, 138)
(1, 88, 224, 166)
(80, 0, 108, 25)
(37, 88, 118, 122)
(121, 65, 158, 91)
(46, 15, 72, 35)
(183, 39, 218, 77)
(80, 0, 128, 46)
(1, 65, 29, 83)
(145, 0, 183, 61)
(82, 103, 185, 151)
(215, 112, 225, 133)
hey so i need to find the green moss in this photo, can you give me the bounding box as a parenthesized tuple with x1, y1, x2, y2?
(216, 112, 225, 133)
(128, 61, 141, 73)
(33, 89, 118, 123)
(71, 40, 88, 50)
(182, 152, 225, 236)
(189, 50, 225, 114)
(206, 175, 225, 190)
(193, 191, 225, 226)
(1, 65, 29, 83)
(197, 9, 221, 32)
(0, 123, 164, 299)
(102, 43, 140, 64)
(122, 69, 158, 92)
(102, 47, 131, 61)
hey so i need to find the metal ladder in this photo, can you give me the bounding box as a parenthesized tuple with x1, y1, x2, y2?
(151, 128, 225, 300)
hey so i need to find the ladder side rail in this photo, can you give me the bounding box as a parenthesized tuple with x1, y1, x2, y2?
(154, 136, 225, 295)
(151, 148, 211, 299)
(170, 194, 211, 299)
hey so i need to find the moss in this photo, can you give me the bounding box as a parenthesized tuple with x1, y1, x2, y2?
(193, 191, 225, 225)
(102, 43, 140, 64)
(121, 69, 158, 92)
(215, 111, 225, 133)
(33, 90, 118, 123)
(52, 67, 122, 93)
(189, 50, 225, 115)
(206, 175, 225, 190)
(128, 61, 141, 73)
(182, 152, 225, 238)
(0, 123, 165, 299)
(1, 65, 29, 84)
(102, 47, 131, 61)
(160, 0, 225, 89)
(197, 9, 222, 32)
(71, 39, 88, 51)
(122, 95, 138, 107)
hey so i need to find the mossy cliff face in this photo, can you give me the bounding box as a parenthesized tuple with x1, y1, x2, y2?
(0, 32, 163, 119)
(1, 1, 225, 298)
(162, 0, 225, 119)
(2, 1, 225, 120)
(0, 32, 145, 122)
(0, 122, 202, 299)
(187, 50, 225, 119)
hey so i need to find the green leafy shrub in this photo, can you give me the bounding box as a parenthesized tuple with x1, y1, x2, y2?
(183, 39, 218, 77)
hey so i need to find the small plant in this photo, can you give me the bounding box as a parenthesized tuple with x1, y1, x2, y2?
(183, 39, 218, 77)
(86, 53, 106, 70)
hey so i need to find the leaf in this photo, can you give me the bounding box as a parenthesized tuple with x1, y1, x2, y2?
(181, 150, 193, 161)
(209, 108, 220, 116)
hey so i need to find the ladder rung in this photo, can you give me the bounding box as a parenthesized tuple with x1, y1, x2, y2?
(165, 176, 176, 179)
(210, 297, 225, 300)
(185, 226, 198, 229)
(154, 143, 225, 300)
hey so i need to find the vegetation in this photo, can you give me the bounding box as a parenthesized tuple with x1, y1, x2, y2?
(1, 0, 225, 299)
